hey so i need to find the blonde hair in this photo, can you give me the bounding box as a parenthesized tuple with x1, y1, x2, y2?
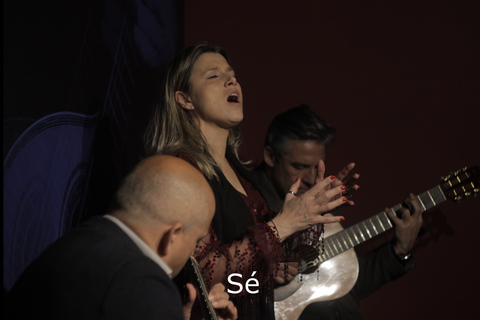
(144, 44, 244, 179)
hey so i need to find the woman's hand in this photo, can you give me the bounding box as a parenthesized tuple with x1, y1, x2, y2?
(272, 163, 354, 240)
(317, 160, 360, 201)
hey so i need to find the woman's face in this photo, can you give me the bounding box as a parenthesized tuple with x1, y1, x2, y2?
(185, 52, 243, 132)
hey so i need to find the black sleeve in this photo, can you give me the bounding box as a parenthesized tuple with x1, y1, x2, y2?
(102, 259, 184, 320)
(351, 243, 416, 299)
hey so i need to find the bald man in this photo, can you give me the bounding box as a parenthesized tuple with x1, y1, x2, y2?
(5, 155, 237, 320)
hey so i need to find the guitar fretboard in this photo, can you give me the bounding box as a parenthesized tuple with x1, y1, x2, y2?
(317, 185, 447, 264)
(186, 257, 219, 320)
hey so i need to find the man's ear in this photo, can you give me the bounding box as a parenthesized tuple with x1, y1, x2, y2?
(264, 146, 276, 168)
(158, 222, 183, 257)
(175, 91, 193, 110)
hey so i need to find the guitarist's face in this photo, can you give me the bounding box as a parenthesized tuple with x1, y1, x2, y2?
(267, 139, 326, 197)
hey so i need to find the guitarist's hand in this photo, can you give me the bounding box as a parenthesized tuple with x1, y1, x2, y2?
(183, 283, 238, 320)
(208, 283, 238, 320)
(385, 193, 423, 256)
(274, 262, 300, 285)
(183, 283, 197, 320)
(317, 161, 360, 201)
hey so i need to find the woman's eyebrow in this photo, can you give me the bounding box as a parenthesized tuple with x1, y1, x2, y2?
(202, 65, 234, 75)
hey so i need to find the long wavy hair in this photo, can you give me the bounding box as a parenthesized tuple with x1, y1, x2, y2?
(144, 44, 244, 179)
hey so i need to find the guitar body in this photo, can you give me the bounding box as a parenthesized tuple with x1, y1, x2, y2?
(274, 216, 359, 320)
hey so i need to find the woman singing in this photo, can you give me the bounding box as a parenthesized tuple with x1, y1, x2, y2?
(144, 44, 352, 319)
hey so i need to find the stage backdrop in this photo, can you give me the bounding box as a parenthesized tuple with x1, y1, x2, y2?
(183, 1, 479, 319)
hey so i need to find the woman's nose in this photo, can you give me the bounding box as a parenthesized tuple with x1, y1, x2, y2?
(225, 74, 237, 86)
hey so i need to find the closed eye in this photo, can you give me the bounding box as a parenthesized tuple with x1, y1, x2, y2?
(292, 164, 310, 170)
(207, 75, 218, 79)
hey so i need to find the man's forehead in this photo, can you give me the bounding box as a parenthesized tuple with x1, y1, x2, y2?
(285, 140, 326, 156)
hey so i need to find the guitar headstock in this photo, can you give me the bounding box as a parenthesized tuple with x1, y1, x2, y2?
(440, 165, 480, 202)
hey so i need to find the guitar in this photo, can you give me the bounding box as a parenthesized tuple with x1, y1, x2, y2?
(185, 256, 219, 320)
(274, 165, 480, 320)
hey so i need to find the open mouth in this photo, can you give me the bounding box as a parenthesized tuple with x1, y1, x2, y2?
(227, 93, 238, 103)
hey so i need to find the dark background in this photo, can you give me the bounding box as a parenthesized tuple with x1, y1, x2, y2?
(4, 0, 480, 319)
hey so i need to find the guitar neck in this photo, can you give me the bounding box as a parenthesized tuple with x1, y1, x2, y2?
(318, 185, 447, 263)
(186, 257, 219, 320)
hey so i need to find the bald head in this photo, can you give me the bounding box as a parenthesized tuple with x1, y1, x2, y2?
(112, 155, 215, 232)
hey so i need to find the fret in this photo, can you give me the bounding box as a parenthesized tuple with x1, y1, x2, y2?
(340, 233, 351, 250)
(331, 235, 340, 253)
(336, 234, 345, 251)
(383, 211, 394, 229)
(391, 204, 401, 217)
(346, 231, 355, 247)
(417, 186, 447, 211)
(357, 225, 366, 242)
(375, 214, 386, 232)
(345, 229, 355, 246)
(363, 219, 373, 239)
(336, 235, 345, 252)
(427, 190, 436, 207)
(325, 245, 333, 260)
(324, 241, 334, 258)
(339, 233, 349, 250)
(436, 185, 447, 201)
(417, 194, 427, 211)
(318, 254, 326, 264)
(339, 232, 348, 251)
(329, 238, 337, 257)
(362, 221, 372, 240)
(342, 229, 350, 246)
(369, 218, 379, 236)
(368, 218, 380, 237)
(353, 225, 361, 241)
(419, 193, 429, 210)
(353, 227, 361, 243)
(331, 237, 340, 254)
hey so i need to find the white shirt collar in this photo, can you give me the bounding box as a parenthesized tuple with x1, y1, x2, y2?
(103, 215, 173, 278)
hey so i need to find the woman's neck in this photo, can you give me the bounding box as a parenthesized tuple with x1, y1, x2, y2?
(199, 123, 247, 196)
(199, 123, 230, 165)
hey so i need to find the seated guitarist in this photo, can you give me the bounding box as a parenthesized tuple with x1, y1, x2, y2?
(5, 155, 237, 320)
(251, 105, 423, 320)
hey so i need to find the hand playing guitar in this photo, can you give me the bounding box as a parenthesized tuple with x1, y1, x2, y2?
(183, 282, 238, 320)
(316, 160, 360, 202)
(385, 193, 423, 257)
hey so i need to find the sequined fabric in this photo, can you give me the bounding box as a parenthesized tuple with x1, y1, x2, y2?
(174, 152, 282, 319)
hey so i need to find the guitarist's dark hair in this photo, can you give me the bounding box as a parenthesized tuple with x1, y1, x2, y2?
(264, 104, 335, 160)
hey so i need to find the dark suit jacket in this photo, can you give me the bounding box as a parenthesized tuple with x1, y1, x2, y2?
(5, 216, 184, 320)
